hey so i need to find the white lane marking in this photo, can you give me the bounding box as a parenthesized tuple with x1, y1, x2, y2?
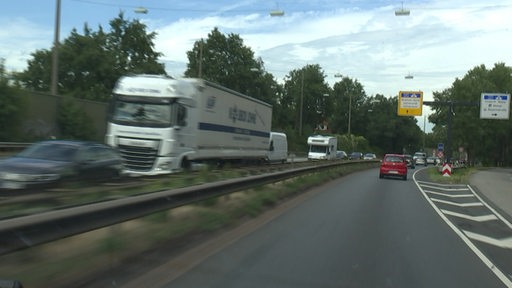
(441, 210, 498, 222)
(431, 198, 484, 207)
(420, 184, 470, 191)
(464, 231, 512, 249)
(467, 185, 512, 230)
(424, 190, 475, 198)
(413, 175, 512, 287)
(416, 180, 467, 187)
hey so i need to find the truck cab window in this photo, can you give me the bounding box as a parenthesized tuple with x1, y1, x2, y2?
(172, 104, 187, 126)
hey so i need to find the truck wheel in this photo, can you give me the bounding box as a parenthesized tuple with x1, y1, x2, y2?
(181, 158, 191, 171)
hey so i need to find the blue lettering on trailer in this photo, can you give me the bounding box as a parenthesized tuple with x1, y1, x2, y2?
(198, 122, 269, 138)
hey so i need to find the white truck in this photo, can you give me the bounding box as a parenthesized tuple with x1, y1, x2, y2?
(105, 74, 272, 175)
(266, 132, 288, 163)
(307, 135, 337, 160)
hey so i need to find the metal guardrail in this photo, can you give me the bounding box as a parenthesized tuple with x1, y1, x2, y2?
(0, 142, 30, 156)
(0, 160, 377, 256)
(0, 142, 30, 149)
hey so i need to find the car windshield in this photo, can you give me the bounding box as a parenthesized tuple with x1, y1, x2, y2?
(17, 143, 79, 162)
(384, 155, 403, 163)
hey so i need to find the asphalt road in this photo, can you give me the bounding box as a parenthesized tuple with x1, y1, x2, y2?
(157, 168, 506, 288)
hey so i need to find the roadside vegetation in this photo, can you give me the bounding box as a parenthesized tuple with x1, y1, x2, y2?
(427, 166, 478, 184)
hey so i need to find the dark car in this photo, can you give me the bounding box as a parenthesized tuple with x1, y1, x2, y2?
(349, 152, 363, 160)
(379, 154, 408, 180)
(336, 150, 348, 159)
(0, 140, 125, 190)
(404, 154, 415, 169)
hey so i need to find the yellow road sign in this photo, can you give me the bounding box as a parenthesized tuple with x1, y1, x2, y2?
(398, 91, 423, 116)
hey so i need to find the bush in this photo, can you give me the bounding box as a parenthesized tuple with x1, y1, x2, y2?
(57, 97, 96, 140)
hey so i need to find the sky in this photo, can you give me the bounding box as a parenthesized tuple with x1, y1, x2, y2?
(2, 0, 512, 132)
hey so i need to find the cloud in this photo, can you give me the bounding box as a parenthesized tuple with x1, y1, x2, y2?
(4, 0, 512, 106)
(0, 17, 52, 72)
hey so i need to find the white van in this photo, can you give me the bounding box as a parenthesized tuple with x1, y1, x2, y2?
(266, 132, 288, 163)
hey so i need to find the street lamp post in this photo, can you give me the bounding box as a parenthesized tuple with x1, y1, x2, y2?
(347, 89, 352, 136)
(299, 71, 304, 135)
(51, 0, 61, 96)
(334, 73, 351, 136)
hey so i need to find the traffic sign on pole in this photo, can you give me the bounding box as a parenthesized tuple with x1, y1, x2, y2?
(480, 93, 510, 120)
(398, 91, 423, 116)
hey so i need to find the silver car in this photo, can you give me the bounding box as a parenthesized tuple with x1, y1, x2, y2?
(413, 152, 427, 166)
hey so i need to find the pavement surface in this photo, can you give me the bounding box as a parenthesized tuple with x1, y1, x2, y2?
(470, 168, 512, 222)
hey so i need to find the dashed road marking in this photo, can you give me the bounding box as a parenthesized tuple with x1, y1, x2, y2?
(464, 231, 512, 249)
(431, 198, 484, 207)
(440, 209, 498, 222)
(424, 190, 475, 198)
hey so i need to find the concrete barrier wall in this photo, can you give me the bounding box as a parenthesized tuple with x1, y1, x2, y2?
(20, 91, 108, 142)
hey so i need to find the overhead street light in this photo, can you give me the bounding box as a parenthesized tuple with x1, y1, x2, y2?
(134, 7, 148, 14)
(269, 10, 285, 16)
(395, 2, 410, 16)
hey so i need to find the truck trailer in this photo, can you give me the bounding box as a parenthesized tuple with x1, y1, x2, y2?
(307, 135, 337, 160)
(105, 74, 272, 175)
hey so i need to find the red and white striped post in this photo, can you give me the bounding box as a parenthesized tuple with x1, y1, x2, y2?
(442, 163, 452, 177)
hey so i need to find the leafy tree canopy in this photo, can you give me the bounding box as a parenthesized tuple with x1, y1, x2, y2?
(15, 13, 165, 102)
(0, 58, 26, 141)
(430, 63, 512, 165)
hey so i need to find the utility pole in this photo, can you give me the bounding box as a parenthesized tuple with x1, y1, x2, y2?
(51, 0, 61, 96)
(299, 71, 304, 135)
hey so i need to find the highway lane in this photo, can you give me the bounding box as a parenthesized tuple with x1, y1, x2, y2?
(161, 168, 505, 288)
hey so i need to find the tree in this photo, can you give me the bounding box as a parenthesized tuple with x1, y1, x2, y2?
(282, 64, 331, 134)
(185, 28, 256, 87)
(184, 28, 279, 104)
(16, 13, 165, 101)
(362, 94, 422, 154)
(108, 13, 165, 75)
(0, 58, 26, 141)
(429, 63, 512, 165)
(57, 97, 95, 140)
(330, 76, 366, 135)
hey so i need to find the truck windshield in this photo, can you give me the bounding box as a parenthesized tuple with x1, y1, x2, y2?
(110, 97, 173, 127)
(310, 145, 327, 153)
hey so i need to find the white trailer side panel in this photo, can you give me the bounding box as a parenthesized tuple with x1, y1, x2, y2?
(188, 79, 272, 160)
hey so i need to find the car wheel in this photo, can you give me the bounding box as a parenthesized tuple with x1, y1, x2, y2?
(379, 174, 383, 179)
(403, 175, 407, 181)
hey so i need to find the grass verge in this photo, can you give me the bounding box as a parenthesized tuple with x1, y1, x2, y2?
(427, 166, 478, 184)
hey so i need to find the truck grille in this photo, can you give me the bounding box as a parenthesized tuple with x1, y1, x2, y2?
(118, 144, 158, 172)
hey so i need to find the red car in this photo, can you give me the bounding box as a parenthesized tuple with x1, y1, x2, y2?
(379, 154, 408, 180)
